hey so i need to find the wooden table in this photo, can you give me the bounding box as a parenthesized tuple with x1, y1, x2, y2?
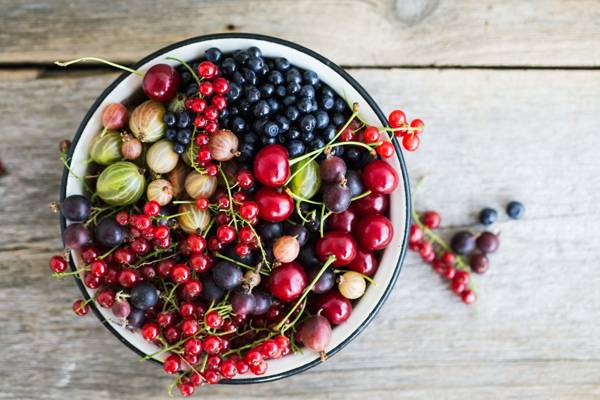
(1, 1, 599, 399)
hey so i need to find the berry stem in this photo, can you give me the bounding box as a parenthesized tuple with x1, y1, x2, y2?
(351, 190, 372, 202)
(274, 255, 336, 331)
(285, 188, 323, 205)
(54, 57, 144, 77)
(218, 164, 239, 231)
(280, 297, 308, 334)
(214, 252, 269, 275)
(165, 56, 202, 86)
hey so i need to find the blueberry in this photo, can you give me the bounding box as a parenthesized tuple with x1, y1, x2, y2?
(228, 82, 242, 100)
(300, 85, 315, 98)
(274, 115, 290, 132)
(301, 130, 315, 143)
(247, 56, 264, 72)
(332, 113, 345, 126)
(253, 100, 270, 117)
(321, 124, 336, 141)
(239, 142, 255, 159)
(252, 117, 269, 133)
(506, 201, 525, 219)
(180, 70, 192, 84)
(309, 99, 319, 113)
(258, 64, 269, 76)
(309, 137, 326, 150)
(282, 95, 297, 107)
(287, 81, 301, 95)
(288, 128, 301, 140)
(261, 136, 277, 145)
(315, 110, 330, 129)
(274, 57, 291, 71)
(221, 57, 236, 75)
(285, 68, 302, 84)
(344, 147, 362, 163)
(267, 70, 284, 85)
(245, 86, 261, 103)
(299, 114, 317, 132)
(244, 132, 259, 144)
(334, 98, 347, 113)
(303, 70, 319, 85)
(163, 111, 177, 127)
(263, 122, 280, 137)
(238, 99, 252, 114)
(479, 208, 498, 226)
(205, 47, 223, 63)
(233, 50, 250, 64)
(185, 83, 198, 98)
(176, 129, 192, 145)
(285, 106, 300, 121)
(130, 282, 159, 310)
(258, 221, 282, 240)
(219, 108, 229, 119)
(266, 98, 280, 113)
(286, 140, 305, 157)
(165, 128, 177, 141)
(228, 106, 240, 116)
(247, 46, 262, 58)
(259, 83, 275, 97)
(321, 86, 335, 98)
(278, 134, 288, 144)
(275, 85, 287, 97)
(172, 143, 185, 155)
(176, 111, 191, 128)
(232, 71, 245, 85)
(297, 97, 312, 114)
(242, 68, 257, 85)
(231, 117, 247, 133)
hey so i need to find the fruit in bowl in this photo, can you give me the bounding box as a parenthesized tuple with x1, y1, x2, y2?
(51, 34, 422, 395)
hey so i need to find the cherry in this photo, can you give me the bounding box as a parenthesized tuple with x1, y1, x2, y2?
(470, 253, 489, 274)
(141, 322, 159, 341)
(327, 208, 356, 233)
(355, 214, 393, 251)
(198, 61, 217, 79)
(314, 290, 352, 325)
(255, 187, 294, 222)
(171, 264, 190, 284)
(476, 231, 500, 254)
(421, 211, 441, 229)
(96, 288, 115, 308)
(72, 299, 89, 316)
(316, 231, 357, 266)
(142, 64, 180, 102)
(376, 141, 394, 158)
(253, 144, 290, 187)
(269, 262, 307, 302)
(347, 249, 379, 276)
(402, 134, 420, 151)
(205, 310, 224, 328)
(202, 335, 223, 355)
(408, 224, 424, 244)
(352, 192, 389, 216)
(163, 354, 181, 375)
(49, 255, 68, 273)
(362, 160, 399, 195)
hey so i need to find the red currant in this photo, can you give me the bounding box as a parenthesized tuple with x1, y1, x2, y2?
(195, 133, 209, 146)
(141, 322, 159, 341)
(202, 335, 222, 355)
(376, 141, 394, 158)
(250, 359, 267, 375)
(211, 94, 227, 110)
(238, 226, 255, 244)
(72, 299, 89, 316)
(213, 77, 230, 94)
(143, 201, 161, 216)
(90, 259, 108, 277)
(402, 134, 420, 151)
(181, 318, 199, 336)
(178, 382, 194, 397)
(410, 118, 424, 135)
(442, 251, 456, 267)
(117, 268, 139, 288)
(157, 311, 174, 327)
(198, 61, 217, 79)
(185, 97, 206, 113)
(408, 224, 424, 244)
(363, 126, 380, 143)
(197, 146, 212, 163)
(163, 354, 181, 374)
(153, 225, 170, 240)
(235, 242, 250, 257)
(186, 234, 206, 254)
(461, 289, 477, 304)
(181, 279, 203, 300)
(131, 238, 150, 255)
(205, 310, 223, 329)
(421, 211, 441, 229)
(203, 370, 220, 384)
(164, 325, 181, 343)
(216, 224, 236, 244)
(199, 81, 214, 96)
(49, 255, 68, 273)
(205, 163, 218, 176)
(115, 211, 129, 226)
(206, 354, 221, 370)
(189, 253, 213, 273)
(239, 201, 259, 220)
(388, 109, 407, 130)
(204, 106, 219, 121)
(184, 337, 203, 355)
(205, 120, 218, 134)
(171, 264, 191, 284)
(236, 169, 255, 189)
(220, 359, 238, 378)
(245, 349, 263, 366)
(194, 114, 207, 128)
(96, 288, 115, 308)
(179, 302, 196, 318)
(195, 197, 209, 210)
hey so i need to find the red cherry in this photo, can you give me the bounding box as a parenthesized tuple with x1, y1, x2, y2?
(347, 249, 379, 276)
(141, 322, 159, 341)
(363, 126, 380, 143)
(352, 192, 389, 216)
(96, 288, 115, 308)
(408, 224, 424, 244)
(402, 134, 420, 151)
(72, 299, 89, 316)
(142, 64, 180, 102)
(163, 354, 181, 374)
(253, 144, 290, 187)
(355, 214, 394, 251)
(270, 262, 307, 302)
(49, 255, 68, 273)
(326, 208, 356, 233)
(255, 187, 294, 222)
(376, 141, 394, 158)
(171, 263, 190, 284)
(362, 160, 399, 195)
(239, 201, 259, 220)
(197, 61, 217, 79)
(316, 231, 357, 267)
(314, 290, 352, 325)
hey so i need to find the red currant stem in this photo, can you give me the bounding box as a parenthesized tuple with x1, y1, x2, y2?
(218, 164, 239, 231)
(351, 190, 372, 202)
(239, 216, 271, 270)
(97, 244, 120, 260)
(334, 269, 376, 284)
(160, 282, 181, 312)
(385, 125, 424, 133)
(296, 201, 311, 223)
(133, 246, 178, 268)
(52, 266, 89, 278)
(161, 211, 190, 220)
(284, 188, 322, 205)
(274, 255, 337, 331)
(166, 56, 202, 86)
(280, 297, 308, 334)
(214, 252, 263, 273)
(329, 140, 379, 153)
(202, 216, 215, 237)
(60, 153, 92, 194)
(179, 353, 203, 376)
(222, 332, 277, 357)
(287, 105, 360, 173)
(54, 57, 144, 77)
(319, 205, 330, 238)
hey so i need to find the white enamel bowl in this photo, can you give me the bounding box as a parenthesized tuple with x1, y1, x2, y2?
(60, 33, 411, 383)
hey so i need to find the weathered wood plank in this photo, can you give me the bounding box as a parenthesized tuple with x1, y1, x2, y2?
(1, 68, 600, 399)
(2, 0, 600, 67)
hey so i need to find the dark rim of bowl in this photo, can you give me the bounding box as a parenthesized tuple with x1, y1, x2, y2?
(59, 32, 411, 384)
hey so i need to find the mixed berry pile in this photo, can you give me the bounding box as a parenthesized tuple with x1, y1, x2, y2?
(51, 46, 425, 396)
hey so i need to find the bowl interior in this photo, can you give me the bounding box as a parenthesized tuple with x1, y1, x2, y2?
(62, 34, 410, 382)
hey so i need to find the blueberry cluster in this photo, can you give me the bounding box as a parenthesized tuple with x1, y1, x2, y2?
(180, 46, 352, 159)
(163, 110, 193, 154)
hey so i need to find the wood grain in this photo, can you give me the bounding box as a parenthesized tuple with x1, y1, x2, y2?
(2, 0, 600, 67)
(1, 67, 599, 399)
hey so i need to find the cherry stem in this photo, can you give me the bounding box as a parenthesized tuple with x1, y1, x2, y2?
(54, 57, 144, 77)
(351, 190, 372, 202)
(281, 297, 308, 334)
(166, 56, 202, 86)
(274, 255, 336, 331)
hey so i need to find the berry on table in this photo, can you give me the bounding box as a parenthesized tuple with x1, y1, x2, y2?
(506, 201, 525, 219)
(479, 207, 498, 226)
